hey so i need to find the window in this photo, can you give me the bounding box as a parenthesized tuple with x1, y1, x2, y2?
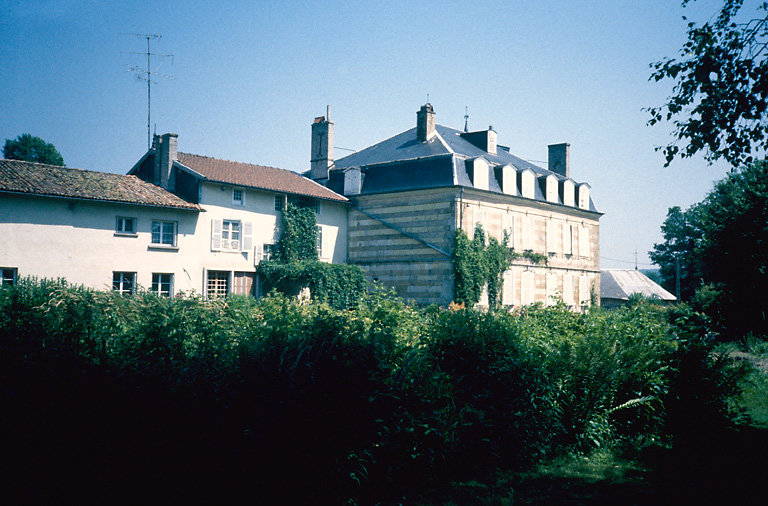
(546, 272, 558, 306)
(502, 269, 514, 306)
(211, 219, 252, 252)
(263, 244, 275, 261)
(112, 272, 135, 295)
(316, 226, 323, 257)
(521, 270, 535, 305)
(288, 195, 320, 214)
(151, 273, 173, 297)
(274, 194, 285, 212)
(115, 216, 136, 235)
(233, 188, 244, 206)
(207, 270, 229, 298)
(1, 268, 17, 286)
(222, 220, 241, 250)
(563, 274, 574, 306)
(563, 223, 574, 255)
(151, 220, 177, 246)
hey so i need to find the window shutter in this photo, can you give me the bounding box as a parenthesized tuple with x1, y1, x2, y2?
(242, 221, 253, 252)
(253, 243, 262, 266)
(546, 220, 558, 253)
(211, 219, 222, 251)
(563, 223, 572, 255)
(579, 275, 590, 306)
(546, 272, 557, 306)
(521, 270, 535, 305)
(502, 269, 514, 306)
(563, 274, 574, 306)
(579, 226, 590, 257)
(522, 216, 532, 250)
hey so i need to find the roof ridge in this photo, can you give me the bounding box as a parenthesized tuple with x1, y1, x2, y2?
(178, 152, 294, 173)
(1, 158, 120, 176)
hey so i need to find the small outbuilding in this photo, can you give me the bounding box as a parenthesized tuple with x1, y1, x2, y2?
(600, 269, 676, 308)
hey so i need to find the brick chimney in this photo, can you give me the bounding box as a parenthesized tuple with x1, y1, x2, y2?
(310, 108, 334, 180)
(154, 133, 178, 190)
(548, 143, 570, 178)
(417, 103, 436, 141)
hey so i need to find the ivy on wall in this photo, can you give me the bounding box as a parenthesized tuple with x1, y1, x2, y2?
(452, 224, 547, 308)
(258, 203, 367, 309)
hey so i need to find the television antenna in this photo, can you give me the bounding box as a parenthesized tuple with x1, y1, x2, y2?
(125, 33, 174, 150)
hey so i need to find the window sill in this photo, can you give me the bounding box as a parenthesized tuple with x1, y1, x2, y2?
(148, 244, 179, 251)
(114, 232, 138, 238)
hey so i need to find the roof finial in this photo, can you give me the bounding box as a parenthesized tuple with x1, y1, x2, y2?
(464, 106, 469, 132)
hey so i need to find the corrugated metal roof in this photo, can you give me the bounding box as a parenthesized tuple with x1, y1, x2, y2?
(600, 269, 676, 301)
(176, 152, 348, 202)
(0, 159, 201, 211)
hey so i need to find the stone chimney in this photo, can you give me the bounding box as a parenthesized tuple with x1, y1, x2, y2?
(310, 109, 334, 180)
(460, 126, 497, 155)
(416, 103, 436, 141)
(154, 133, 178, 190)
(548, 143, 570, 178)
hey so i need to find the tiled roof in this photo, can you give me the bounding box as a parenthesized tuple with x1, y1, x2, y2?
(0, 159, 200, 210)
(176, 152, 348, 202)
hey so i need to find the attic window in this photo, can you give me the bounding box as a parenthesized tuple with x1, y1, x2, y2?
(233, 188, 244, 206)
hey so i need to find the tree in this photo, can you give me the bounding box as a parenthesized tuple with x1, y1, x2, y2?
(649, 205, 705, 301)
(651, 160, 768, 335)
(3, 134, 65, 166)
(648, 0, 768, 167)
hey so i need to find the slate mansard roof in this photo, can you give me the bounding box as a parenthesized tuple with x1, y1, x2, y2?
(176, 152, 348, 203)
(0, 159, 201, 211)
(329, 124, 598, 212)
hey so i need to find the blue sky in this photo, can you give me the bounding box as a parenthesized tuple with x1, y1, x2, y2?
(1, 0, 738, 269)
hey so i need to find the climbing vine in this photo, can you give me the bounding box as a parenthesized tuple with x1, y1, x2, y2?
(452, 223, 547, 308)
(257, 203, 367, 308)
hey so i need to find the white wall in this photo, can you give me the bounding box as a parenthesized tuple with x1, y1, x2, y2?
(0, 193, 201, 293)
(0, 183, 349, 296)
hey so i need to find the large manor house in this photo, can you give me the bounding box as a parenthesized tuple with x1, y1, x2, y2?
(0, 105, 601, 307)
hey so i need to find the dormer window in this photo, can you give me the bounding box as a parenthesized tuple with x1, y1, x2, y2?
(561, 180, 575, 207)
(519, 169, 535, 199)
(578, 184, 590, 210)
(545, 175, 558, 203)
(469, 158, 489, 190)
(233, 188, 244, 206)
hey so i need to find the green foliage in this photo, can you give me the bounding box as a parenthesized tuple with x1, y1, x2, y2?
(453, 224, 547, 307)
(257, 259, 367, 309)
(3, 133, 65, 166)
(651, 161, 768, 335)
(257, 202, 367, 308)
(275, 203, 318, 262)
(0, 278, 749, 503)
(648, 0, 768, 167)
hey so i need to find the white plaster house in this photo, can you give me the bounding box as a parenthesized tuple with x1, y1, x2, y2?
(0, 133, 348, 297)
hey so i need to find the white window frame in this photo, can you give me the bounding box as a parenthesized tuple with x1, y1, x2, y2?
(151, 273, 174, 297)
(233, 188, 245, 206)
(112, 271, 135, 295)
(115, 216, 137, 235)
(151, 220, 177, 247)
(1, 267, 18, 286)
(221, 220, 242, 251)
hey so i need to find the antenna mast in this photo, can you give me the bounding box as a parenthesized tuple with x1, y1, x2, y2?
(126, 34, 174, 149)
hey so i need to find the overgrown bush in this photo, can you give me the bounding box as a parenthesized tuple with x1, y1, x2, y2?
(0, 279, 746, 503)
